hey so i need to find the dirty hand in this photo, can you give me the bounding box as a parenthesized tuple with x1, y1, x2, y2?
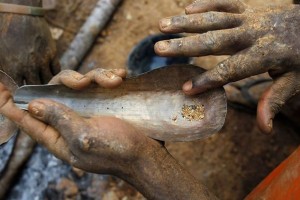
(0, 68, 158, 176)
(155, 0, 300, 134)
(0, 68, 217, 200)
(0, 7, 59, 85)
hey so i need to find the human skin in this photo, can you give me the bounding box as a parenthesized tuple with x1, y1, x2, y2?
(155, 0, 300, 134)
(0, 0, 59, 85)
(0, 0, 58, 197)
(0, 68, 217, 200)
(1, 1, 216, 199)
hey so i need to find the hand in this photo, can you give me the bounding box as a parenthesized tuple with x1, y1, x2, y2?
(0, 68, 217, 200)
(155, 0, 300, 134)
(0, 68, 162, 175)
(0, 13, 59, 85)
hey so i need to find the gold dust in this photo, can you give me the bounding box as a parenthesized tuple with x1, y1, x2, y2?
(181, 104, 205, 121)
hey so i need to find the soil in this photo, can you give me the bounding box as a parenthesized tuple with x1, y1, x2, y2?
(6, 0, 300, 199)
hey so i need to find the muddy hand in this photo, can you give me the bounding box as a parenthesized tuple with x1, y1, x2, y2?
(0, 92, 160, 177)
(0, 68, 219, 200)
(155, 0, 300, 134)
(0, 68, 161, 175)
(0, 9, 59, 85)
(0, 74, 217, 200)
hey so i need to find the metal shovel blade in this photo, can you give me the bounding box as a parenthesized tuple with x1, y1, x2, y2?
(13, 65, 227, 142)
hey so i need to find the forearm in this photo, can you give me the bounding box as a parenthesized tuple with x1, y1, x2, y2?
(0, 0, 42, 6)
(123, 147, 218, 200)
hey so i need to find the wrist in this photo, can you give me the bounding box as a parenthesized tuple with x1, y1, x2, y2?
(123, 145, 218, 200)
(0, 0, 42, 7)
(124, 145, 171, 199)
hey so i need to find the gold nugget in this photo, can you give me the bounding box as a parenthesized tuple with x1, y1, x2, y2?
(181, 104, 205, 121)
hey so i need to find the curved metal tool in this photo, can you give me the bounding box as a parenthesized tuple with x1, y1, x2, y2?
(2, 65, 227, 142)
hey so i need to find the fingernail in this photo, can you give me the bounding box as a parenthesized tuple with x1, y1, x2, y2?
(156, 41, 170, 51)
(160, 18, 171, 29)
(183, 80, 193, 91)
(30, 102, 45, 118)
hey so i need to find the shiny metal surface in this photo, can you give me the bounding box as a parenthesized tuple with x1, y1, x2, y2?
(11, 65, 227, 141)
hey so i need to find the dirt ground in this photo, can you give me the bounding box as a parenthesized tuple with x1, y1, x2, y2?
(42, 0, 299, 199)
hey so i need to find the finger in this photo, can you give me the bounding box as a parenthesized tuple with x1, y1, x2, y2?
(28, 99, 86, 141)
(49, 70, 91, 90)
(85, 68, 125, 88)
(159, 12, 242, 34)
(155, 28, 249, 57)
(111, 68, 127, 78)
(257, 73, 300, 134)
(0, 83, 70, 161)
(182, 47, 267, 95)
(185, 0, 247, 14)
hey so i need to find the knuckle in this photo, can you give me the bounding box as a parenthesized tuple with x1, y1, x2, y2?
(202, 31, 218, 50)
(169, 39, 184, 54)
(189, 16, 200, 27)
(171, 16, 186, 26)
(204, 11, 218, 23)
(214, 62, 231, 82)
(46, 105, 65, 124)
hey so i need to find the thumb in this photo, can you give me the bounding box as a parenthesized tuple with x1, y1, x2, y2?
(28, 99, 86, 140)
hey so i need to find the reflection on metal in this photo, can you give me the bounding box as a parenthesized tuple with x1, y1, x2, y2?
(14, 65, 227, 142)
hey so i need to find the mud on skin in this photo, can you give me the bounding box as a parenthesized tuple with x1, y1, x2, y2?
(0, 68, 218, 200)
(155, 0, 300, 134)
(1, 0, 300, 199)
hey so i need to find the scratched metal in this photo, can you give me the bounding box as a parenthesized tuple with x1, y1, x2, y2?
(13, 65, 227, 142)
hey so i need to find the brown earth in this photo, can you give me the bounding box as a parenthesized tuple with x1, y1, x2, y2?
(44, 0, 299, 199)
